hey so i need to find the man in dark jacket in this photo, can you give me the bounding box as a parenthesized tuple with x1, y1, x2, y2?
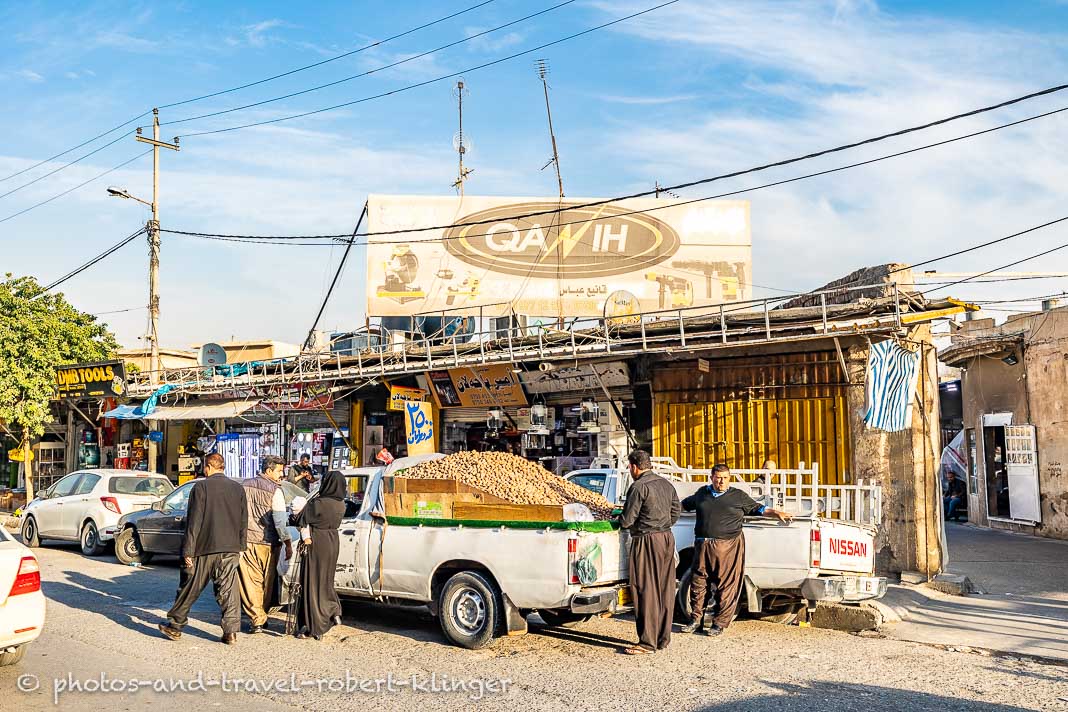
(681, 463, 792, 636)
(159, 452, 247, 645)
(240, 455, 293, 633)
(618, 449, 680, 655)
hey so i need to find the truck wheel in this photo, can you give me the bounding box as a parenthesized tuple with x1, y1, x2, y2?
(438, 571, 501, 649)
(676, 569, 695, 621)
(21, 517, 41, 548)
(0, 645, 26, 667)
(752, 598, 803, 625)
(114, 528, 153, 565)
(537, 610, 592, 628)
(80, 521, 105, 556)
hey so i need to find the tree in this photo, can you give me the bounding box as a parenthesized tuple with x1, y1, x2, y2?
(0, 273, 119, 500)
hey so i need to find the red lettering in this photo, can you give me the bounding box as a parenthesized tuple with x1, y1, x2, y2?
(828, 539, 867, 557)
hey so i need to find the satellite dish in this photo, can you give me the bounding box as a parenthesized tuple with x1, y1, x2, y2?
(603, 290, 641, 328)
(452, 131, 473, 156)
(200, 343, 227, 367)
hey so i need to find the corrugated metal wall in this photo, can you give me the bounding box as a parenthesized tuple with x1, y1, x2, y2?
(652, 352, 852, 484)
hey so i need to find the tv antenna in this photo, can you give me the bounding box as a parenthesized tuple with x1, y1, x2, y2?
(451, 80, 473, 195)
(536, 59, 564, 198)
(655, 181, 680, 198)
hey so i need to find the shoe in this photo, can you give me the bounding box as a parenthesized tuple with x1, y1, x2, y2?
(622, 645, 654, 655)
(679, 619, 702, 634)
(295, 632, 308, 639)
(704, 626, 724, 637)
(248, 624, 264, 634)
(332, 615, 342, 627)
(158, 623, 181, 641)
(221, 632, 237, 645)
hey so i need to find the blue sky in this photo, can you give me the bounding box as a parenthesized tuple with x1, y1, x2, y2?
(2, 0, 1068, 348)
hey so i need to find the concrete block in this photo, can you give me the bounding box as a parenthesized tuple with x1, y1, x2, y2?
(810, 602, 882, 632)
(925, 573, 975, 596)
(900, 570, 927, 585)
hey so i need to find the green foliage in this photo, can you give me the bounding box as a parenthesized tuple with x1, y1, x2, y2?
(0, 273, 119, 436)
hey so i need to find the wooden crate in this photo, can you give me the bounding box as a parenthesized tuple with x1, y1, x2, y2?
(452, 502, 564, 522)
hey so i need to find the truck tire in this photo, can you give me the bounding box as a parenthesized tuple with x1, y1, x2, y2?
(675, 569, 740, 624)
(81, 520, 106, 557)
(537, 610, 592, 628)
(751, 597, 803, 625)
(114, 528, 153, 566)
(438, 571, 501, 649)
(21, 517, 41, 548)
(0, 644, 26, 667)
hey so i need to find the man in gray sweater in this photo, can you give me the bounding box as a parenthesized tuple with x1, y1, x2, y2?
(239, 455, 293, 634)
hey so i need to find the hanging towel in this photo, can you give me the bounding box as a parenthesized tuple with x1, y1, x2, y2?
(864, 340, 921, 432)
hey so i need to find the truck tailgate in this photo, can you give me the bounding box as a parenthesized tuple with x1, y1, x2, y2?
(817, 520, 876, 575)
(575, 529, 628, 585)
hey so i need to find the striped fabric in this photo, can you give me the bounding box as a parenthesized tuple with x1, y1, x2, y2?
(864, 340, 921, 432)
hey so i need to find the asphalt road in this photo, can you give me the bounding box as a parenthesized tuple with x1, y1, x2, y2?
(3, 540, 1066, 711)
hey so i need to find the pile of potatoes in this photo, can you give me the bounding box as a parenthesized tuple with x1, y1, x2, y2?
(402, 451, 616, 520)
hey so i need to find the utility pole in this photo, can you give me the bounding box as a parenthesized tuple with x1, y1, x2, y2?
(452, 80, 473, 195)
(536, 60, 564, 198)
(134, 109, 179, 473)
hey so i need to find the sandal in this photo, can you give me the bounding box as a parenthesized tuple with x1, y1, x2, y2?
(622, 646, 653, 655)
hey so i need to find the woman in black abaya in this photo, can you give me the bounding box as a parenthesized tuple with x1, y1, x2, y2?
(294, 469, 346, 640)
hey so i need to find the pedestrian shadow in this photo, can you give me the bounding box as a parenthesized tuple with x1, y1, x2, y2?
(696, 681, 1041, 711)
(43, 569, 221, 642)
(333, 598, 444, 645)
(528, 620, 634, 650)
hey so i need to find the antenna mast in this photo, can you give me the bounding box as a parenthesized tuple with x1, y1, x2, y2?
(452, 80, 473, 195)
(536, 59, 564, 198)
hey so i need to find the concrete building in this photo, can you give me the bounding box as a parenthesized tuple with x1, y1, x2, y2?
(938, 305, 1068, 540)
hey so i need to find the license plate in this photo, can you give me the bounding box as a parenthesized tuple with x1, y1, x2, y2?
(617, 586, 632, 606)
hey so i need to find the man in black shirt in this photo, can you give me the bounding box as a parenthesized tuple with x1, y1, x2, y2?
(619, 449, 680, 655)
(944, 469, 967, 521)
(159, 452, 247, 645)
(680, 463, 792, 636)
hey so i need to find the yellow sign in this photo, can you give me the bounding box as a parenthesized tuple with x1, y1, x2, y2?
(403, 402, 436, 456)
(8, 448, 33, 462)
(388, 385, 428, 412)
(426, 363, 528, 408)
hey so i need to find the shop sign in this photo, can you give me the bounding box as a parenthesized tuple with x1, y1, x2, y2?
(426, 364, 527, 408)
(8, 448, 32, 462)
(388, 385, 429, 411)
(519, 361, 629, 394)
(54, 360, 127, 400)
(404, 402, 436, 456)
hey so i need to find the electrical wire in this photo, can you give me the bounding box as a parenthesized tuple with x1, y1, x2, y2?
(41, 226, 146, 292)
(917, 275, 1068, 285)
(175, 1, 681, 137)
(91, 306, 148, 316)
(922, 240, 1068, 295)
(159, 1, 577, 128)
(0, 131, 133, 202)
(0, 149, 152, 226)
(162, 102, 1068, 245)
(159, 1, 497, 110)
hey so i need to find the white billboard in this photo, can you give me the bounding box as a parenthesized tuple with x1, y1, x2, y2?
(366, 195, 751, 317)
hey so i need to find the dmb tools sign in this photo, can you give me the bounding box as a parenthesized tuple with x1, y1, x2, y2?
(55, 360, 127, 399)
(366, 195, 751, 317)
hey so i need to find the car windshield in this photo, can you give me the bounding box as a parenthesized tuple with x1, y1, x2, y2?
(571, 474, 607, 494)
(109, 476, 174, 497)
(279, 481, 307, 505)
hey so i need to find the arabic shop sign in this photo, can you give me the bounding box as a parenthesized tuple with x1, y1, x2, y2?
(388, 385, 429, 412)
(54, 360, 127, 400)
(404, 401, 436, 456)
(425, 364, 528, 409)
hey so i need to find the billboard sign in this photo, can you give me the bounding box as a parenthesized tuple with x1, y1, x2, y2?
(426, 364, 527, 409)
(54, 360, 127, 400)
(367, 195, 751, 317)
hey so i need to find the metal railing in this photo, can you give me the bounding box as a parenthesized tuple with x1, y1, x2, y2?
(126, 280, 912, 397)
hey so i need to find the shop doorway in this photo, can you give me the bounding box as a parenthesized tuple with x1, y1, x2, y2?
(982, 418, 1040, 523)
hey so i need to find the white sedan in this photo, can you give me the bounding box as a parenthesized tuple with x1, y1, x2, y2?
(0, 525, 44, 666)
(21, 470, 173, 556)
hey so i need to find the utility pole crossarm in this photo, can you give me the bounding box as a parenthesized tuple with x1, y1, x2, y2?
(134, 136, 180, 151)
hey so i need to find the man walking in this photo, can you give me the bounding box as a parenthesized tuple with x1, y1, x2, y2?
(681, 463, 792, 636)
(159, 453, 246, 645)
(240, 455, 294, 633)
(618, 449, 680, 655)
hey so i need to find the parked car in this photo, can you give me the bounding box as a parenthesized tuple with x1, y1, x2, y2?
(0, 524, 45, 666)
(21, 470, 174, 556)
(114, 478, 307, 565)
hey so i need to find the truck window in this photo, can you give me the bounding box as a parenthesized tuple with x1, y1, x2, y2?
(570, 474, 607, 495)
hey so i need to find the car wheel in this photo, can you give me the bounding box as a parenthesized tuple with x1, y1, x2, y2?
(751, 597, 803, 625)
(0, 645, 26, 667)
(537, 610, 593, 628)
(114, 528, 153, 565)
(80, 521, 105, 556)
(675, 569, 740, 625)
(438, 571, 501, 649)
(21, 517, 41, 548)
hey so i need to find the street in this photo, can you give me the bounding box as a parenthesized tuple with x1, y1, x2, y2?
(3, 541, 1066, 712)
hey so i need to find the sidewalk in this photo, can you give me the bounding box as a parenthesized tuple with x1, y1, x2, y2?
(879, 522, 1068, 662)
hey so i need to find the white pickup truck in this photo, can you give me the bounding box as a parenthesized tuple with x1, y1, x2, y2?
(565, 459, 887, 623)
(293, 456, 630, 649)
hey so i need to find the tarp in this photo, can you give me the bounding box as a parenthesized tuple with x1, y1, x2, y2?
(103, 399, 258, 421)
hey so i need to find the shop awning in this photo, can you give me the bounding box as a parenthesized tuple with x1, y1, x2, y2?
(103, 400, 259, 421)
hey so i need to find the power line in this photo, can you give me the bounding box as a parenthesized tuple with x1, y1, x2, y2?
(162, 102, 1068, 245)
(159, 1, 497, 110)
(175, 1, 681, 138)
(303, 203, 368, 350)
(0, 111, 150, 185)
(159, 1, 577, 129)
(0, 131, 133, 202)
(920, 275, 1068, 286)
(0, 150, 152, 226)
(890, 216, 1068, 275)
(922, 240, 1068, 295)
(91, 306, 148, 316)
(41, 226, 146, 292)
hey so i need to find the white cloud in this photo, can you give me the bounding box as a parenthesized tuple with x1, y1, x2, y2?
(17, 69, 44, 82)
(464, 28, 525, 53)
(243, 19, 287, 48)
(596, 94, 697, 105)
